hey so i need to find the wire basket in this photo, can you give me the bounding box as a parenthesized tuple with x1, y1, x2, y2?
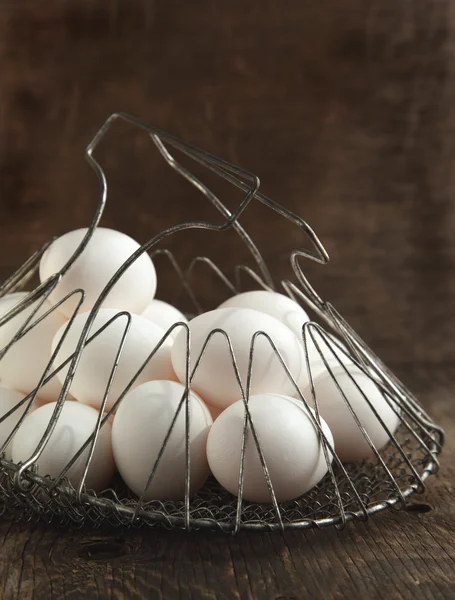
(0, 114, 444, 532)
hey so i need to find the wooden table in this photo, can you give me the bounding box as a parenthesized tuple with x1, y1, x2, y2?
(0, 366, 453, 600)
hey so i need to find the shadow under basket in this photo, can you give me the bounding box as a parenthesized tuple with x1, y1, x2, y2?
(0, 114, 444, 533)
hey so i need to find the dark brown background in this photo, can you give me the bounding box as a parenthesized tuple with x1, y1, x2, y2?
(0, 2, 454, 599)
(2, 0, 455, 367)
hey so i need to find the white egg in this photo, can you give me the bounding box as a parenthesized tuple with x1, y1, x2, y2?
(0, 386, 39, 460)
(0, 292, 67, 401)
(112, 380, 212, 501)
(171, 308, 305, 409)
(52, 309, 174, 411)
(302, 327, 354, 381)
(39, 227, 157, 318)
(219, 290, 310, 341)
(285, 396, 335, 491)
(11, 401, 115, 492)
(302, 365, 400, 462)
(206, 393, 333, 503)
(141, 299, 188, 340)
(217, 292, 354, 386)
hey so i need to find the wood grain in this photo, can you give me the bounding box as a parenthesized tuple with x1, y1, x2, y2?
(0, 366, 452, 600)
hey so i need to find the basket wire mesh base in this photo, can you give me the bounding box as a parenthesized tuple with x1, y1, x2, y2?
(0, 424, 440, 531)
(0, 113, 444, 532)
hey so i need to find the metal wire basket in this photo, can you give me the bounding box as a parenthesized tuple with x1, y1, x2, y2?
(0, 114, 444, 532)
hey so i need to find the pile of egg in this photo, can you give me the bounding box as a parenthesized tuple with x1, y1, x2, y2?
(0, 227, 400, 504)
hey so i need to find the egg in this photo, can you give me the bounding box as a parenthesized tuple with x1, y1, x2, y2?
(302, 327, 354, 381)
(206, 393, 334, 503)
(0, 292, 67, 401)
(0, 386, 38, 460)
(52, 309, 174, 411)
(39, 227, 157, 318)
(11, 401, 115, 492)
(112, 380, 212, 501)
(288, 397, 335, 492)
(218, 290, 310, 342)
(302, 364, 400, 462)
(141, 299, 188, 340)
(171, 307, 305, 409)
(217, 292, 354, 386)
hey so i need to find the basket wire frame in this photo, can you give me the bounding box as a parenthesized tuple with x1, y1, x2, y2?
(0, 113, 444, 532)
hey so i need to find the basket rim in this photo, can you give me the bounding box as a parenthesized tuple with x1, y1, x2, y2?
(0, 430, 442, 532)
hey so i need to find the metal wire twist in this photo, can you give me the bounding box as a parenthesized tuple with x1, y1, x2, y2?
(0, 114, 444, 532)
